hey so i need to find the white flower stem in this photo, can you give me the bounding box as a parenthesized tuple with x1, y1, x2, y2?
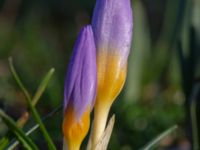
(91, 103, 111, 149)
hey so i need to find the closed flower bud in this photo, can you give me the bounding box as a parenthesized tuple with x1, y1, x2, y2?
(91, 0, 133, 146)
(62, 25, 97, 150)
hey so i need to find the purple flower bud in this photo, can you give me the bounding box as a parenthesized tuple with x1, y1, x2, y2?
(91, 0, 133, 106)
(92, 0, 133, 65)
(91, 0, 133, 147)
(64, 25, 97, 119)
(63, 25, 97, 150)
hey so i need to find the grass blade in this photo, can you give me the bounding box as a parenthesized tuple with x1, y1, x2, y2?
(0, 109, 39, 150)
(7, 124, 39, 150)
(32, 68, 55, 106)
(141, 125, 178, 150)
(7, 105, 62, 150)
(8, 57, 57, 150)
(17, 68, 55, 128)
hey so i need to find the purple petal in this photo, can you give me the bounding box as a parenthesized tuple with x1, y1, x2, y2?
(92, 0, 133, 65)
(64, 25, 97, 120)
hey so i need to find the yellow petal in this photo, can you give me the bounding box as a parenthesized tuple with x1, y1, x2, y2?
(62, 107, 90, 150)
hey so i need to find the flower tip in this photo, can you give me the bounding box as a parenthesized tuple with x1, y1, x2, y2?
(79, 25, 94, 37)
(92, 0, 133, 61)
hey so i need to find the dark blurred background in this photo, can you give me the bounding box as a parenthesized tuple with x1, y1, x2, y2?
(0, 0, 199, 149)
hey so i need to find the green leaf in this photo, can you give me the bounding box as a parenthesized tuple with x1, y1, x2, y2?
(0, 109, 39, 150)
(17, 68, 55, 127)
(7, 105, 62, 150)
(140, 125, 178, 150)
(14, 131, 32, 150)
(32, 68, 55, 106)
(8, 57, 57, 150)
(7, 124, 39, 150)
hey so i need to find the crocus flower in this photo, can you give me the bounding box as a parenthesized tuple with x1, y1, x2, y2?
(62, 25, 97, 150)
(91, 0, 133, 146)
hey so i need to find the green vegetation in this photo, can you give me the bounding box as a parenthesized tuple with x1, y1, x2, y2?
(0, 0, 199, 149)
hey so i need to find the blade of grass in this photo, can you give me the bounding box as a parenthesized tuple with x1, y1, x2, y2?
(190, 84, 200, 150)
(32, 68, 55, 106)
(14, 132, 33, 150)
(140, 125, 178, 150)
(1, 67, 55, 149)
(7, 105, 62, 150)
(7, 124, 39, 150)
(17, 68, 55, 127)
(0, 109, 39, 150)
(8, 57, 57, 150)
